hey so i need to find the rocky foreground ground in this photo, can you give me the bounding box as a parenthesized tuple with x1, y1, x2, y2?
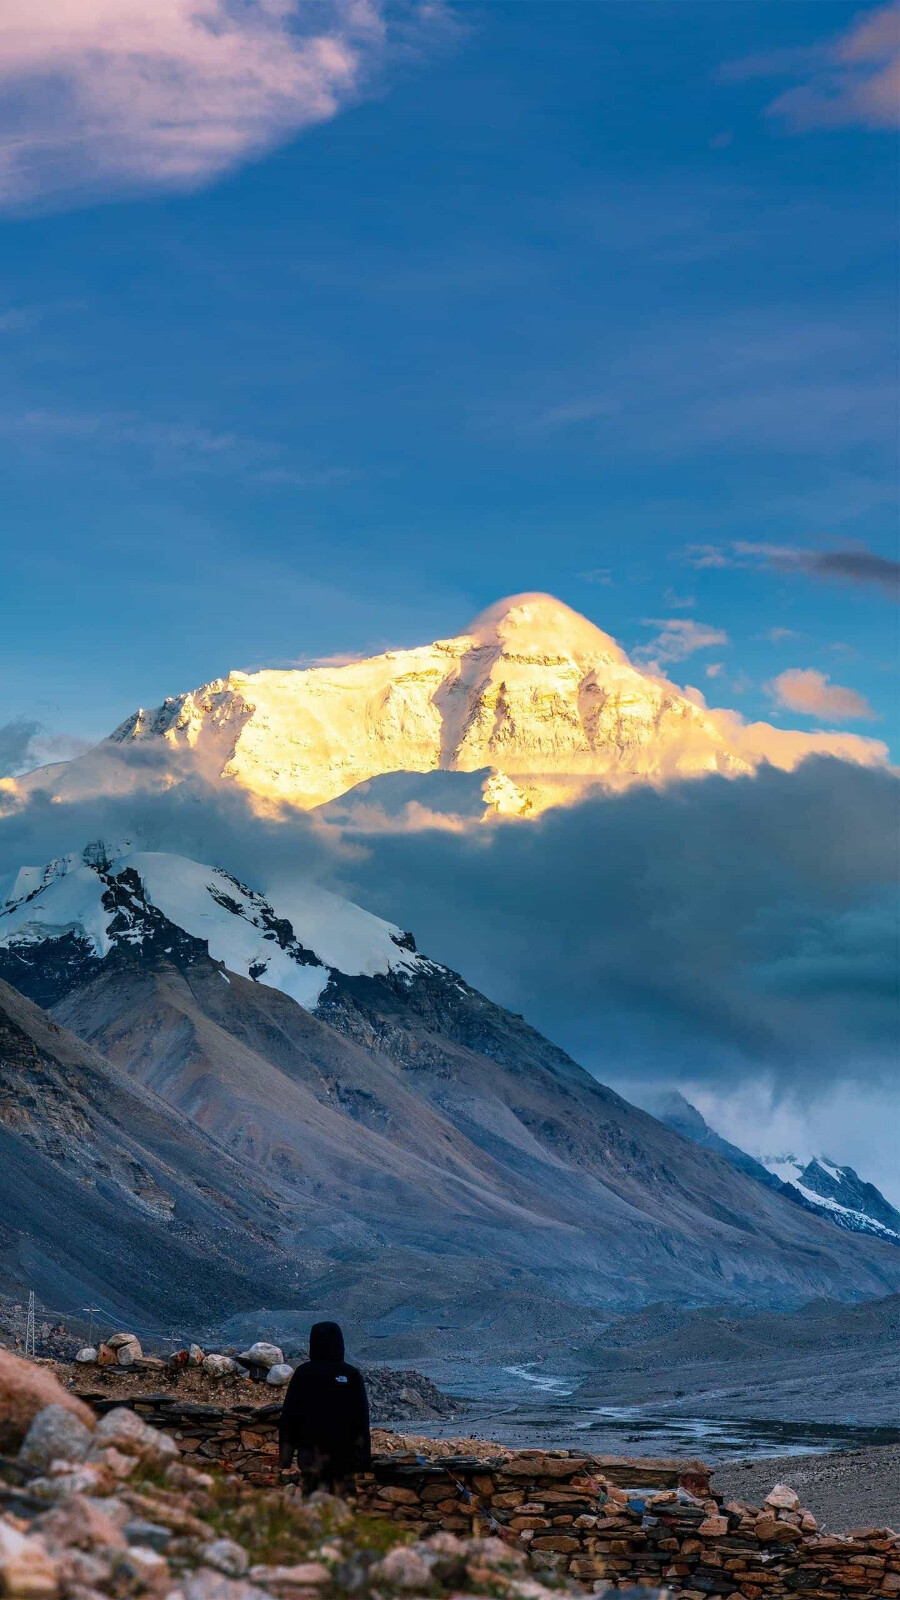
(1, 1349, 898, 1600)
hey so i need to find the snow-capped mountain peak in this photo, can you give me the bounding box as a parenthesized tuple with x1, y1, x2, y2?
(0, 842, 427, 1012)
(761, 1151, 900, 1241)
(4, 593, 887, 820)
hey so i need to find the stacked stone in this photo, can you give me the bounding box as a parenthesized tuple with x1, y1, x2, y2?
(71, 1398, 900, 1596)
(88, 1400, 284, 1486)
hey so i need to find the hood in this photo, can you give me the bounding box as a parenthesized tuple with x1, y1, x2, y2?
(309, 1320, 345, 1362)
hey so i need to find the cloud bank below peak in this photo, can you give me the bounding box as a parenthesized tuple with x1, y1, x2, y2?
(0, 0, 443, 210)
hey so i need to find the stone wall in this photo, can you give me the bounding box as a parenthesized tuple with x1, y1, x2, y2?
(80, 1396, 899, 1597)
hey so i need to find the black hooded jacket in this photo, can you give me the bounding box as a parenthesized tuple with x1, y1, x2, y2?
(279, 1322, 371, 1480)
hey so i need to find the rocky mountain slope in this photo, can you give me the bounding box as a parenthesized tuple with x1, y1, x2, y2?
(0, 976, 303, 1328)
(644, 1091, 899, 1244)
(1, 843, 898, 1344)
(3, 595, 884, 820)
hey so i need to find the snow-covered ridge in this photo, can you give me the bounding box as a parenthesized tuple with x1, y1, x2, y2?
(5, 593, 887, 820)
(762, 1152, 900, 1242)
(0, 844, 426, 1012)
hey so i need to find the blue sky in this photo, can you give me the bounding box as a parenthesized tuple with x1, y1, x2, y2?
(0, 0, 897, 755)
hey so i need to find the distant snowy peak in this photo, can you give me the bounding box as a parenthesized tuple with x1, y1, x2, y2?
(7, 592, 886, 820)
(0, 842, 428, 1012)
(762, 1153, 900, 1241)
(645, 1090, 900, 1246)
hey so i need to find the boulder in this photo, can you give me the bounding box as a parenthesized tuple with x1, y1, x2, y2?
(202, 1354, 238, 1378)
(96, 1343, 118, 1367)
(236, 1342, 283, 1372)
(0, 1350, 94, 1454)
(264, 1364, 293, 1387)
(88, 1406, 178, 1465)
(188, 1344, 205, 1366)
(18, 1406, 93, 1473)
(73, 1348, 97, 1365)
(106, 1333, 141, 1352)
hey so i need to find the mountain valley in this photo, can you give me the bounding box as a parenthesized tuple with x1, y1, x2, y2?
(1, 842, 897, 1352)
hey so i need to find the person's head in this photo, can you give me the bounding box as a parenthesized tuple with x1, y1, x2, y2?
(309, 1321, 345, 1361)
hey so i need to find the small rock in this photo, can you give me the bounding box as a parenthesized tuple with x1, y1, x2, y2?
(165, 1462, 215, 1491)
(200, 1541, 249, 1578)
(264, 1364, 294, 1387)
(371, 1547, 433, 1589)
(91, 1447, 137, 1480)
(124, 1522, 172, 1553)
(801, 1510, 818, 1531)
(25, 1465, 107, 1502)
(117, 1545, 169, 1593)
(201, 1355, 238, 1378)
(0, 1521, 60, 1598)
(181, 1572, 275, 1600)
(248, 1564, 330, 1587)
(698, 1515, 729, 1537)
(96, 1344, 118, 1368)
(36, 1495, 127, 1553)
(765, 1484, 800, 1511)
(18, 1407, 93, 1473)
(188, 1344, 205, 1366)
(74, 1349, 97, 1365)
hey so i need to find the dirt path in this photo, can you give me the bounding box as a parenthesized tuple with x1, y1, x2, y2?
(716, 1444, 900, 1535)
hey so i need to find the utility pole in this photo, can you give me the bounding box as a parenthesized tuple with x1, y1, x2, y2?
(85, 1307, 102, 1349)
(25, 1292, 36, 1358)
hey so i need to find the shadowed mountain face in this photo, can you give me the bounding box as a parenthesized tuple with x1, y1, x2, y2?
(1, 847, 898, 1347)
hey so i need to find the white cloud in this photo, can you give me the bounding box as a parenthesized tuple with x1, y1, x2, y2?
(723, 2, 900, 132)
(636, 617, 728, 665)
(767, 667, 877, 723)
(0, 0, 427, 209)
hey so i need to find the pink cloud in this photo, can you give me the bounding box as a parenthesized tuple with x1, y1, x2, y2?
(724, 3, 900, 132)
(0, 0, 428, 207)
(766, 667, 878, 722)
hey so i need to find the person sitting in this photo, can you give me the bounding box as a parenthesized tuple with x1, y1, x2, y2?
(278, 1321, 371, 1492)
